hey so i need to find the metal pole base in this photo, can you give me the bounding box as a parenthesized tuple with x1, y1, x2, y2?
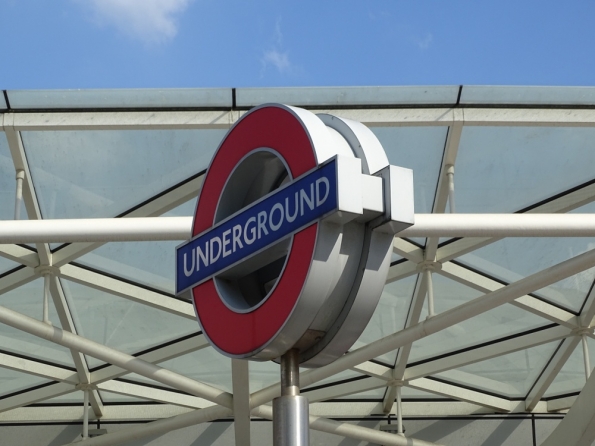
(273, 395, 309, 446)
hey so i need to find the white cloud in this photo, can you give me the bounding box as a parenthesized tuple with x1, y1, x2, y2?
(416, 33, 433, 50)
(262, 50, 291, 74)
(261, 18, 295, 75)
(81, 0, 191, 44)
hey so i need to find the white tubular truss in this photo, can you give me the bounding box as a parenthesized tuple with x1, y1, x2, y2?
(2, 214, 595, 243)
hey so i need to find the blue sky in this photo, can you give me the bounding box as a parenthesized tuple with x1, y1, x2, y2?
(1, 0, 594, 89)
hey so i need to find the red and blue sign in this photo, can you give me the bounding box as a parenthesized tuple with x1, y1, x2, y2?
(177, 104, 335, 358)
(176, 159, 338, 295)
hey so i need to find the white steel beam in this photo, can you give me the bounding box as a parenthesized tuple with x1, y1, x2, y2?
(399, 214, 595, 238)
(351, 361, 393, 380)
(231, 359, 251, 446)
(250, 245, 595, 409)
(0, 382, 75, 413)
(0, 304, 234, 409)
(10, 111, 237, 131)
(252, 404, 440, 446)
(392, 238, 424, 263)
(5, 214, 595, 244)
(0, 351, 78, 383)
(436, 181, 595, 264)
(60, 405, 233, 446)
(3, 126, 51, 266)
(386, 260, 419, 283)
(0, 245, 39, 268)
(541, 363, 595, 446)
(58, 263, 195, 319)
(547, 396, 576, 412)
(461, 107, 595, 127)
(407, 378, 511, 412)
(383, 274, 427, 413)
(405, 325, 569, 381)
(49, 275, 104, 417)
(0, 266, 38, 295)
(439, 261, 579, 329)
(97, 380, 213, 409)
(8, 107, 595, 132)
(304, 377, 387, 403)
(525, 337, 580, 411)
(91, 334, 208, 383)
(51, 175, 204, 267)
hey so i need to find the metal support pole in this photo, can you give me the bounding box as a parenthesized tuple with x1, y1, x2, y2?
(14, 170, 24, 220)
(83, 389, 89, 439)
(273, 349, 309, 446)
(424, 268, 435, 318)
(582, 334, 591, 380)
(42, 272, 50, 325)
(446, 165, 455, 213)
(396, 385, 404, 436)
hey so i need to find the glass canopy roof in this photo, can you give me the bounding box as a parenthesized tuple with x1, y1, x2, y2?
(1, 85, 595, 444)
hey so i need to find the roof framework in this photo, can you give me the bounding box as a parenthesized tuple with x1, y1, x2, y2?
(1, 86, 595, 444)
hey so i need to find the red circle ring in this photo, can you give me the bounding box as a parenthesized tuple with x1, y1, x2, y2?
(191, 105, 320, 357)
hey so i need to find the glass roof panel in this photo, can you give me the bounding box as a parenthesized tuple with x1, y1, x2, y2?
(22, 129, 226, 219)
(458, 237, 595, 312)
(0, 277, 74, 367)
(76, 200, 196, 294)
(304, 370, 364, 390)
(434, 341, 559, 398)
(460, 86, 595, 106)
(0, 368, 50, 397)
(0, 94, 7, 110)
(236, 86, 460, 108)
(455, 126, 595, 213)
(43, 392, 82, 404)
(352, 274, 417, 365)
(99, 389, 154, 403)
(409, 274, 550, 363)
(126, 346, 233, 393)
(0, 258, 20, 276)
(0, 132, 18, 220)
(371, 127, 446, 214)
(7, 88, 232, 109)
(401, 386, 449, 400)
(60, 278, 198, 369)
(334, 384, 387, 400)
(544, 337, 595, 398)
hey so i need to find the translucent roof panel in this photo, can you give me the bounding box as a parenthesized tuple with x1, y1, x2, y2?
(460, 86, 595, 106)
(352, 274, 417, 365)
(544, 338, 595, 398)
(401, 386, 450, 400)
(0, 277, 74, 367)
(0, 368, 51, 398)
(21, 129, 226, 219)
(7, 88, 232, 109)
(371, 127, 447, 214)
(408, 274, 549, 363)
(334, 385, 387, 400)
(99, 389, 155, 403)
(435, 341, 560, 398)
(0, 132, 18, 220)
(454, 126, 595, 213)
(76, 200, 196, 294)
(126, 346, 233, 394)
(60, 278, 198, 369)
(236, 86, 460, 108)
(0, 258, 20, 276)
(459, 237, 595, 312)
(0, 94, 7, 109)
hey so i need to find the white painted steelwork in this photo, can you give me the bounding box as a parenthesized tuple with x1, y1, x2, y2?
(2, 91, 595, 445)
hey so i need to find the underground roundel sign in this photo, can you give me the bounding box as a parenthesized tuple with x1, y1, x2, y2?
(176, 104, 414, 367)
